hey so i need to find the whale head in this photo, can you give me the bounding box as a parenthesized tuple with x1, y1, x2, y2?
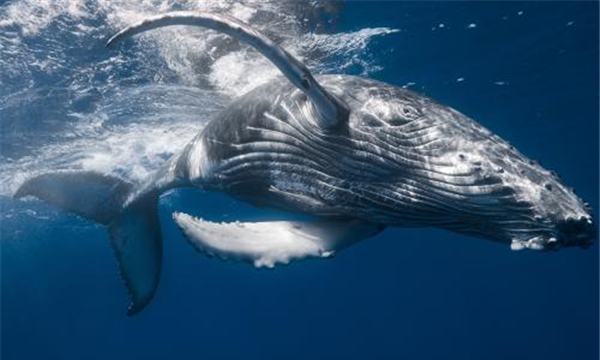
(332, 77, 596, 251)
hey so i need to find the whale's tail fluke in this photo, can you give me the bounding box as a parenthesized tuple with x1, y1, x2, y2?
(15, 171, 162, 316)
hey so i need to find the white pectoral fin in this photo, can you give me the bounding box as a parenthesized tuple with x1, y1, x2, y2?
(173, 212, 383, 268)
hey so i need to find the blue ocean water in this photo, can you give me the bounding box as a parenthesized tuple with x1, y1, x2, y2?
(1, 1, 598, 359)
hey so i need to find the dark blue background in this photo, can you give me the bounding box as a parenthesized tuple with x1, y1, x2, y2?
(2, 2, 598, 359)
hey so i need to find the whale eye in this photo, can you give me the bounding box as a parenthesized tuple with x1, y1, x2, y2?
(399, 104, 421, 120)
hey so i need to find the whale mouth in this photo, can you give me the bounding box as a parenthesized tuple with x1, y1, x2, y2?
(553, 216, 597, 249)
(511, 216, 596, 251)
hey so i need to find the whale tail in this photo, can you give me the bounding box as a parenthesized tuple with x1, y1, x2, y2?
(15, 171, 162, 316)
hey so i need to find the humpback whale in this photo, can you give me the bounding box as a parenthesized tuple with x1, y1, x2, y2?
(15, 12, 596, 315)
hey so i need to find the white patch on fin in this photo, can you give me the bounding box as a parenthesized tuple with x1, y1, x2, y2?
(173, 212, 382, 268)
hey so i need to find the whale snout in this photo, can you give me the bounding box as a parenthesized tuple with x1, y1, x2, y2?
(533, 179, 597, 250)
(517, 213, 597, 251)
(552, 215, 596, 249)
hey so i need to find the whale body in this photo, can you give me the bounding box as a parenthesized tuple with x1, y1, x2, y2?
(15, 12, 596, 315)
